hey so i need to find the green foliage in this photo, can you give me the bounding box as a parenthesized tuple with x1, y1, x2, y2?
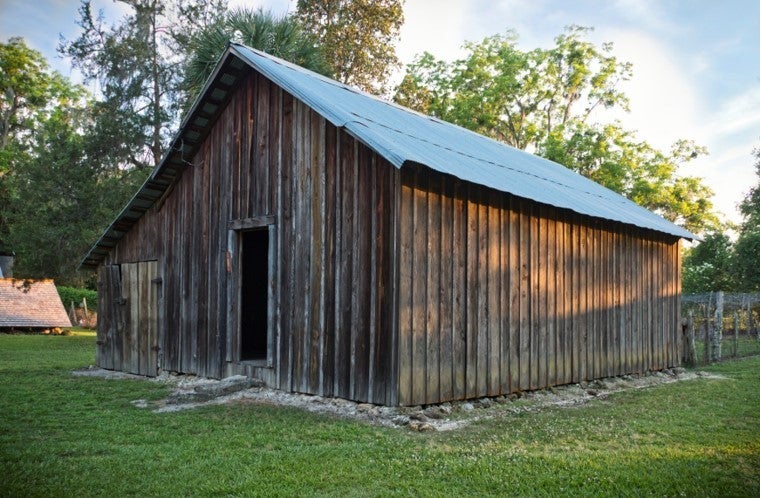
(1, 333, 758, 496)
(733, 150, 760, 291)
(739, 147, 760, 228)
(395, 27, 718, 235)
(396, 27, 631, 149)
(0, 37, 79, 251)
(0, 38, 146, 285)
(57, 286, 98, 309)
(682, 232, 734, 293)
(180, 7, 331, 111)
(60, 0, 174, 168)
(296, 0, 404, 94)
(59, 0, 230, 168)
(682, 145, 760, 292)
(733, 230, 760, 291)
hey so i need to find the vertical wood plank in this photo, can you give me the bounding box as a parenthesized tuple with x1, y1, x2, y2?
(309, 113, 325, 395)
(439, 176, 454, 401)
(129, 263, 140, 374)
(591, 222, 599, 380)
(398, 169, 414, 405)
(519, 202, 530, 391)
(426, 176, 441, 404)
(537, 209, 548, 388)
(573, 221, 584, 382)
(558, 220, 573, 384)
(353, 143, 372, 402)
(486, 194, 501, 396)
(138, 261, 150, 375)
(322, 122, 337, 398)
(476, 195, 489, 397)
(452, 180, 467, 400)
(546, 215, 557, 387)
(412, 169, 429, 404)
(508, 197, 520, 393)
(278, 92, 294, 391)
(499, 195, 510, 393)
(465, 186, 479, 398)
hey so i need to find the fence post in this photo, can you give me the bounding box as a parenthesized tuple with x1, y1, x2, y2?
(683, 311, 696, 367)
(704, 304, 710, 364)
(734, 310, 739, 357)
(712, 291, 724, 362)
(82, 297, 88, 318)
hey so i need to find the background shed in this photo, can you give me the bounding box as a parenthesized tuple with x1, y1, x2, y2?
(81, 44, 692, 406)
(0, 279, 71, 330)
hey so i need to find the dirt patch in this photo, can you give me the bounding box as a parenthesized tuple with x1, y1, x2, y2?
(74, 366, 725, 432)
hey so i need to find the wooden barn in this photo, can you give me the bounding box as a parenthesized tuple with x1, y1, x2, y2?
(81, 43, 695, 406)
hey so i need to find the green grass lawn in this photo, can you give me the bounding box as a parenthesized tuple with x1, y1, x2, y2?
(1, 331, 758, 497)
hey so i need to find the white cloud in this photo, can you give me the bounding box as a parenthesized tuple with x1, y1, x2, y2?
(593, 28, 704, 148)
(611, 0, 682, 34)
(706, 87, 760, 137)
(397, 0, 470, 64)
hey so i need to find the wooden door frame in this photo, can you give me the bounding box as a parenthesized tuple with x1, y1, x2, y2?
(226, 215, 277, 368)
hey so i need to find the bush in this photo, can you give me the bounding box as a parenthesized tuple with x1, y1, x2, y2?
(57, 286, 97, 310)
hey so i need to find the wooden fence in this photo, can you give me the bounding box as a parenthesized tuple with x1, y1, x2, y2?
(681, 292, 760, 365)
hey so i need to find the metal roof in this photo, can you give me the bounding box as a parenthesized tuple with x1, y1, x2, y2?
(231, 43, 695, 240)
(80, 43, 694, 269)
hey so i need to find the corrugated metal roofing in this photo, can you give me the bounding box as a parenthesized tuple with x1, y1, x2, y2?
(231, 43, 695, 240)
(80, 42, 694, 269)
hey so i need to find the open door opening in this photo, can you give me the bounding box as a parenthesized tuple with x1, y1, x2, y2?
(240, 228, 269, 361)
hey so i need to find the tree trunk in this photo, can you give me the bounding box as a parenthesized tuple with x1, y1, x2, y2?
(151, 2, 161, 167)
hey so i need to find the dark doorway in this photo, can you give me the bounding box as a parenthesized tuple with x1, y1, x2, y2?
(240, 228, 269, 360)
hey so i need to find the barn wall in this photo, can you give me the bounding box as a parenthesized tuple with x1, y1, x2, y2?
(101, 70, 396, 404)
(396, 166, 682, 406)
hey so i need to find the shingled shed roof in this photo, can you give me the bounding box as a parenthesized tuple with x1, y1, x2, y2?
(0, 279, 71, 329)
(81, 42, 695, 269)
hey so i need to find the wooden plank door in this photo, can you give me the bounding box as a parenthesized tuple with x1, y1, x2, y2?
(120, 261, 159, 376)
(96, 265, 121, 371)
(97, 261, 159, 376)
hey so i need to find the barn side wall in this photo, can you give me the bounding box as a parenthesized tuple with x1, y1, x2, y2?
(396, 165, 682, 406)
(100, 70, 397, 404)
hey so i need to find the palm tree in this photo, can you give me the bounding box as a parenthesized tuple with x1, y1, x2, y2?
(180, 8, 331, 112)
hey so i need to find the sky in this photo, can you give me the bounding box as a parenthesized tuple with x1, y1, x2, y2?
(1, 0, 758, 226)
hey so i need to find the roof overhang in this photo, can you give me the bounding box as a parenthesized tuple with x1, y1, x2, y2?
(79, 44, 249, 269)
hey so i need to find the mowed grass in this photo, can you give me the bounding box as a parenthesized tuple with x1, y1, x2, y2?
(1, 332, 758, 497)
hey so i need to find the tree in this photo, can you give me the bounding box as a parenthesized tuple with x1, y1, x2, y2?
(738, 147, 760, 229)
(5, 99, 142, 285)
(396, 28, 631, 149)
(180, 8, 331, 109)
(59, 0, 230, 168)
(1, 37, 81, 252)
(60, 0, 170, 168)
(394, 27, 717, 235)
(296, 0, 404, 94)
(732, 147, 760, 291)
(682, 232, 734, 293)
(541, 123, 717, 232)
(1, 39, 144, 284)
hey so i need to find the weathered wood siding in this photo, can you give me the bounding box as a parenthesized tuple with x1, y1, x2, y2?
(98, 66, 683, 406)
(396, 166, 682, 406)
(100, 69, 396, 404)
(96, 261, 159, 376)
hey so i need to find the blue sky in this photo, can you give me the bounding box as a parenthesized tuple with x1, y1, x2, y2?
(1, 0, 758, 225)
